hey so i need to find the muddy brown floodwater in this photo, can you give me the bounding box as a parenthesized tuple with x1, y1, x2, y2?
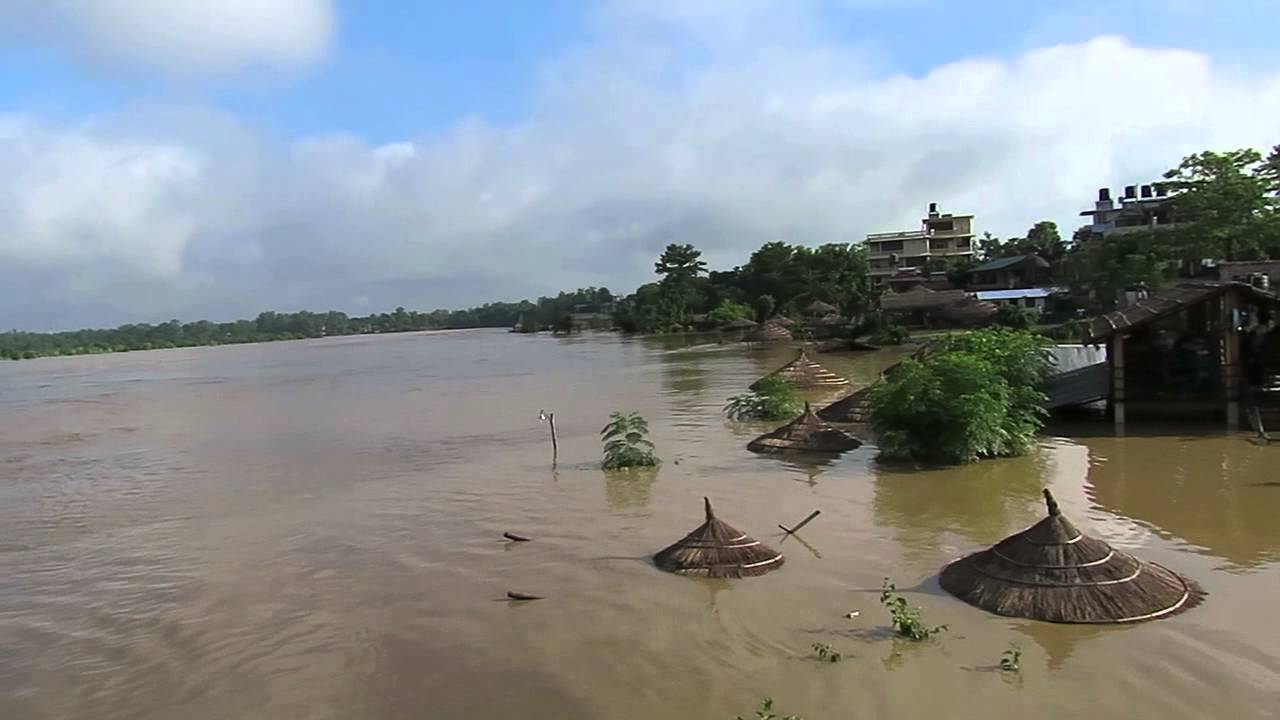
(1, 330, 1278, 719)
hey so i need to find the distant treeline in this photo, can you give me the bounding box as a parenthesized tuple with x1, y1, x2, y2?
(0, 287, 615, 360)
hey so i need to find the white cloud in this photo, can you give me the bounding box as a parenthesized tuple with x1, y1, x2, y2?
(0, 0, 335, 76)
(1, 28, 1279, 329)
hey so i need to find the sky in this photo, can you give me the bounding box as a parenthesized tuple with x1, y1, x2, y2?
(1, 1, 1279, 330)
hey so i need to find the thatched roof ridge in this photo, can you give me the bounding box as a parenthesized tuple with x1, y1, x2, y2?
(939, 489, 1204, 624)
(1085, 281, 1280, 343)
(744, 320, 793, 343)
(750, 348, 849, 390)
(747, 402, 862, 454)
(721, 317, 759, 330)
(653, 498, 783, 578)
(804, 300, 839, 316)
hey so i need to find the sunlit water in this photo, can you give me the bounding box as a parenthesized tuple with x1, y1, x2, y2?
(1, 330, 1277, 719)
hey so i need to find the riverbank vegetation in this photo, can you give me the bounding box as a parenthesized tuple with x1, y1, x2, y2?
(612, 241, 876, 334)
(0, 288, 615, 360)
(869, 329, 1051, 464)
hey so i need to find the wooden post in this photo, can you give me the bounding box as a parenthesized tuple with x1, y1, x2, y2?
(1222, 290, 1240, 430)
(1112, 334, 1126, 432)
(548, 412, 558, 463)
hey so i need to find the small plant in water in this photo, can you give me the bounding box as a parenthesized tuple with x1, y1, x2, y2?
(999, 645, 1022, 672)
(737, 697, 803, 720)
(811, 642, 843, 663)
(880, 578, 947, 641)
(723, 377, 802, 421)
(601, 411, 660, 470)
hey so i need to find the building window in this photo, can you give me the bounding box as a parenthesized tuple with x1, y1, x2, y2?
(929, 220, 955, 232)
(903, 256, 927, 268)
(955, 238, 971, 248)
(874, 240, 904, 253)
(929, 239, 949, 250)
(1025, 298, 1037, 308)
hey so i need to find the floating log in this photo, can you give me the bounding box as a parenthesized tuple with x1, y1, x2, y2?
(506, 591, 544, 601)
(503, 532, 532, 542)
(779, 510, 821, 535)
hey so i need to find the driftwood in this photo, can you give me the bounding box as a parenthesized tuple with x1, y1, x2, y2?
(503, 532, 532, 542)
(506, 591, 544, 601)
(779, 510, 821, 535)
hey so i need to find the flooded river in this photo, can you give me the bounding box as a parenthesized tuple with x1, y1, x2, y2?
(1, 330, 1277, 719)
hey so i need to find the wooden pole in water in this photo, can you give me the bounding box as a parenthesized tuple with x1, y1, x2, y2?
(549, 412, 558, 463)
(779, 510, 821, 535)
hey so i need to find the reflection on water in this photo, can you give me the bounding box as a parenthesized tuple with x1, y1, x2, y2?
(1082, 434, 1280, 569)
(605, 468, 658, 514)
(1, 331, 1278, 720)
(872, 450, 1049, 551)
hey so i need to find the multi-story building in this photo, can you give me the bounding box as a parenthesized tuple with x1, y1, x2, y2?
(1079, 183, 1178, 239)
(864, 203, 975, 286)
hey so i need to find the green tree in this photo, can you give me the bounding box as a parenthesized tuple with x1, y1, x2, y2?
(753, 294, 776, 322)
(654, 244, 707, 282)
(1162, 147, 1277, 261)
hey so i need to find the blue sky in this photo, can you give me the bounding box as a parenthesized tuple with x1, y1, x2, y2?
(0, 0, 1278, 329)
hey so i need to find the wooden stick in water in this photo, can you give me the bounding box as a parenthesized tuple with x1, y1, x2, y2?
(507, 591, 544, 601)
(779, 510, 821, 535)
(503, 532, 532, 542)
(549, 412, 558, 461)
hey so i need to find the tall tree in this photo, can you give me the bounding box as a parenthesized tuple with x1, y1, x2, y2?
(654, 244, 707, 282)
(1162, 148, 1276, 261)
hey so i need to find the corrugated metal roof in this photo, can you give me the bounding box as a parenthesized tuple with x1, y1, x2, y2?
(969, 254, 1051, 273)
(973, 287, 1067, 301)
(1085, 281, 1280, 342)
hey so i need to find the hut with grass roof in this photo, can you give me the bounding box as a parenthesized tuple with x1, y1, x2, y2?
(939, 489, 1203, 624)
(653, 498, 783, 578)
(744, 320, 793, 343)
(720, 317, 759, 331)
(772, 315, 798, 328)
(750, 348, 849, 391)
(747, 402, 862, 454)
(804, 300, 839, 318)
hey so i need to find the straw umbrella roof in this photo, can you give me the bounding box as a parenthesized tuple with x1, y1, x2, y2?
(939, 489, 1204, 624)
(721, 317, 759, 330)
(772, 315, 798, 327)
(653, 498, 784, 578)
(744, 320, 793, 342)
(804, 300, 839, 316)
(750, 348, 849, 390)
(747, 402, 862, 454)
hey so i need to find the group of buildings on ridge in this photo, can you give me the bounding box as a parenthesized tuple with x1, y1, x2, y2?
(867, 180, 1279, 327)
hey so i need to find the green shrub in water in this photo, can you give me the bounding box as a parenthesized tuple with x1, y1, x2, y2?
(737, 697, 803, 720)
(723, 377, 802, 421)
(880, 579, 947, 641)
(601, 412, 660, 470)
(869, 329, 1050, 464)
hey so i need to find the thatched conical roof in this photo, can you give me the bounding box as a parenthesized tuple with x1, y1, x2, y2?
(772, 315, 798, 327)
(653, 498, 784, 578)
(804, 300, 839, 316)
(747, 402, 862, 454)
(750, 348, 849, 390)
(744, 320, 792, 343)
(939, 489, 1204, 624)
(720, 317, 759, 330)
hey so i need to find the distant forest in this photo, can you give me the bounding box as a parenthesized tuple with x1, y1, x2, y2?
(0, 288, 614, 360)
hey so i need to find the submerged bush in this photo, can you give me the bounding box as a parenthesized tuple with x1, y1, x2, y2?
(994, 303, 1038, 330)
(601, 411, 660, 469)
(706, 299, 754, 326)
(869, 329, 1050, 464)
(723, 377, 802, 421)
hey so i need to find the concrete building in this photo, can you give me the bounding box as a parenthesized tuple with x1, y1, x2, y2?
(1079, 183, 1179, 239)
(865, 203, 975, 286)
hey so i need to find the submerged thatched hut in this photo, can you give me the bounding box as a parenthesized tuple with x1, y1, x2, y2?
(772, 315, 798, 328)
(747, 403, 862, 454)
(744, 321, 792, 343)
(653, 498, 783, 578)
(750, 349, 849, 390)
(720, 317, 759, 331)
(939, 489, 1203, 624)
(804, 300, 839, 318)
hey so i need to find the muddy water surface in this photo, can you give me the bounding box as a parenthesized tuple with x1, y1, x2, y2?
(1, 330, 1277, 719)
